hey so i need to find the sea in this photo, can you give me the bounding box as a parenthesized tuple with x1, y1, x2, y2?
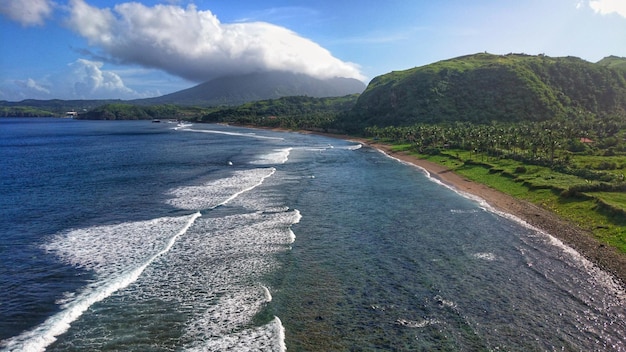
(0, 117, 625, 351)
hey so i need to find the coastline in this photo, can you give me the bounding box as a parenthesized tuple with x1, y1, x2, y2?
(366, 140, 626, 286)
(282, 129, 626, 288)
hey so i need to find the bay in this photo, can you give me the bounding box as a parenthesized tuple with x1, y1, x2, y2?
(0, 118, 624, 351)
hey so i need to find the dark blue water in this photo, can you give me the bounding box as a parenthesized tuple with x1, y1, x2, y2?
(1, 118, 624, 351)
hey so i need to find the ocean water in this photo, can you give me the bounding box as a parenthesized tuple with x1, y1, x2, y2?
(0, 118, 624, 351)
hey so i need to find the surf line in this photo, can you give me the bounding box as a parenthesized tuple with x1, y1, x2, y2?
(182, 128, 284, 140)
(213, 168, 277, 210)
(0, 212, 202, 352)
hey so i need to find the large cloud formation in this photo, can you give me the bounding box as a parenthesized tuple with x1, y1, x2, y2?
(66, 0, 365, 82)
(0, 0, 54, 26)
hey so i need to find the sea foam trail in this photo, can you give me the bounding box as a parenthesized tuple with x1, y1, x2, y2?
(166, 168, 276, 210)
(182, 127, 284, 140)
(0, 212, 201, 352)
(165, 208, 299, 350)
(251, 148, 292, 165)
(343, 143, 362, 150)
(186, 317, 286, 352)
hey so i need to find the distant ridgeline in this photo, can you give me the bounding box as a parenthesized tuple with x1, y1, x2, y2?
(0, 99, 122, 118)
(0, 71, 365, 120)
(340, 53, 626, 130)
(3, 54, 626, 130)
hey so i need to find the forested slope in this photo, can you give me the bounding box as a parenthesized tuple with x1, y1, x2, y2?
(342, 53, 626, 130)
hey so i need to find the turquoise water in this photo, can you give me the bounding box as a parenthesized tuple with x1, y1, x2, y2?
(1, 118, 624, 351)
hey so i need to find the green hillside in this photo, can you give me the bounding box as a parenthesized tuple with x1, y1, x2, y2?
(598, 55, 626, 71)
(343, 53, 626, 130)
(346, 53, 626, 257)
(77, 103, 210, 120)
(200, 94, 359, 131)
(0, 99, 121, 117)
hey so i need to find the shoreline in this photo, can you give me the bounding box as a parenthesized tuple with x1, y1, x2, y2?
(367, 140, 626, 287)
(281, 129, 626, 288)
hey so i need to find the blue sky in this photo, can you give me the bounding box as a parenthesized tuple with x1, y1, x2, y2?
(1, 0, 625, 101)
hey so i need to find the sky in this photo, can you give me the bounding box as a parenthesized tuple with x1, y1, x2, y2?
(1, 0, 625, 101)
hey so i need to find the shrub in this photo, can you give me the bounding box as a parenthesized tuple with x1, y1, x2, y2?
(596, 161, 617, 170)
(514, 166, 527, 174)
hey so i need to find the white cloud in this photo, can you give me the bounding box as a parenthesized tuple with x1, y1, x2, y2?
(0, 59, 147, 100)
(66, 0, 365, 82)
(68, 59, 136, 98)
(0, 0, 54, 26)
(1, 78, 52, 100)
(21, 78, 50, 94)
(589, 0, 626, 18)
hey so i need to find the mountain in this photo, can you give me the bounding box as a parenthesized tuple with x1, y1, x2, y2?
(598, 55, 626, 71)
(134, 71, 366, 106)
(343, 53, 626, 129)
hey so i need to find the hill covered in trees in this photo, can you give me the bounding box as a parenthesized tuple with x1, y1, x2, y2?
(76, 95, 359, 132)
(340, 54, 626, 258)
(199, 94, 359, 131)
(0, 99, 122, 117)
(77, 104, 210, 120)
(341, 53, 626, 130)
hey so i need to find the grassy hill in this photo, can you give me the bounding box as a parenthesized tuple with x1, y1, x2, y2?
(342, 53, 626, 130)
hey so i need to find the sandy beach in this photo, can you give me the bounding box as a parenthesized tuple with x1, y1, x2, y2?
(356, 138, 626, 288)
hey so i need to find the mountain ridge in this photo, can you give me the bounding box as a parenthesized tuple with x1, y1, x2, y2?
(0, 71, 365, 114)
(132, 71, 366, 106)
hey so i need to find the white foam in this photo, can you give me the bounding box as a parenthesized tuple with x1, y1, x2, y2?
(169, 210, 299, 350)
(396, 318, 436, 328)
(166, 168, 276, 210)
(173, 123, 193, 130)
(487, 209, 626, 305)
(450, 209, 480, 214)
(3, 158, 300, 350)
(186, 316, 286, 352)
(472, 252, 498, 261)
(262, 285, 273, 302)
(434, 295, 457, 309)
(250, 148, 292, 165)
(344, 143, 362, 150)
(288, 209, 301, 244)
(303, 143, 361, 152)
(2, 212, 201, 352)
(42, 214, 200, 276)
(182, 127, 284, 140)
(185, 288, 271, 338)
(54, 291, 76, 306)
